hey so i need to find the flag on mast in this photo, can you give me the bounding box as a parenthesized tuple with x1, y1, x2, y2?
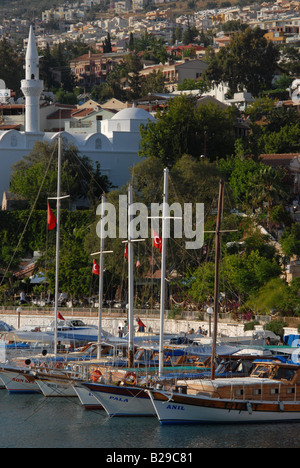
(92, 259, 100, 275)
(47, 203, 57, 231)
(153, 230, 162, 253)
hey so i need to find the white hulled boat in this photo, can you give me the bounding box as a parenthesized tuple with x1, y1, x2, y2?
(0, 366, 41, 394)
(148, 359, 300, 424)
(73, 384, 103, 410)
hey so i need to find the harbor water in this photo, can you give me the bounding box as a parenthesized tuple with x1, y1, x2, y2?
(1, 389, 300, 449)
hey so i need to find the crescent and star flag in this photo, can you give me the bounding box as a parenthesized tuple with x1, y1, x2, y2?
(124, 244, 128, 260)
(58, 312, 65, 321)
(47, 203, 57, 231)
(153, 230, 162, 253)
(92, 259, 100, 275)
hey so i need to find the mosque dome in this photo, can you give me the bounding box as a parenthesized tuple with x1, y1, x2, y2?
(111, 107, 155, 121)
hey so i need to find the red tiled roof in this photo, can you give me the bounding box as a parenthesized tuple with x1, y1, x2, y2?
(47, 109, 75, 120)
(260, 153, 300, 167)
(71, 108, 95, 118)
(0, 124, 21, 130)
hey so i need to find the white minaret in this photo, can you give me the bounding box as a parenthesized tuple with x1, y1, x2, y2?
(21, 26, 44, 134)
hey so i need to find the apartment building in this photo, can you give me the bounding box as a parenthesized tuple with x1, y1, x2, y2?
(115, 0, 131, 14)
(70, 51, 126, 88)
(140, 59, 208, 91)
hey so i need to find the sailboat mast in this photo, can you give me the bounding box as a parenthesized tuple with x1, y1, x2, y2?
(128, 184, 134, 368)
(54, 134, 62, 356)
(97, 194, 106, 359)
(211, 179, 225, 380)
(159, 168, 169, 378)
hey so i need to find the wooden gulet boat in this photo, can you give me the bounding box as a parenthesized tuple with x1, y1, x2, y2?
(147, 360, 300, 424)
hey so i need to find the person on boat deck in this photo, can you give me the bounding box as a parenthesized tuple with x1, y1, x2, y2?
(118, 327, 123, 338)
(265, 337, 271, 345)
(137, 317, 146, 332)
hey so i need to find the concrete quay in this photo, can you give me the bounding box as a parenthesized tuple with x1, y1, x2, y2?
(0, 308, 246, 338)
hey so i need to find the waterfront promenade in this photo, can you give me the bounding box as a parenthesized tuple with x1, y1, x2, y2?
(0, 306, 248, 337)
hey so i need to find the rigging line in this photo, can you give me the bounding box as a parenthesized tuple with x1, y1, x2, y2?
(0, 142, 58, 288)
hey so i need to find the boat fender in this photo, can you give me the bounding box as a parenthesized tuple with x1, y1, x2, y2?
(91, 370, 102, 382)
(123, 372, 137, 386)
(246, 402, 252, 415)
(279, 401, 285, 412)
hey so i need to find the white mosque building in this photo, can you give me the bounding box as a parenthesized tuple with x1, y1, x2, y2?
(0, 27, 155, 204)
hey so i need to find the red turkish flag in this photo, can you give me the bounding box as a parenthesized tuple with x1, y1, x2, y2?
(153, 230, 162, 253)
(47, 203, 57, 231)
(92, 259, 100, 275)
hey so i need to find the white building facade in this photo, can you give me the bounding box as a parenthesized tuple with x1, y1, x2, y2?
(0, 27, 155, 200)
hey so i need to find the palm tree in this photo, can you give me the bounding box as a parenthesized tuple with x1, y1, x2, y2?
(247, 165, 289, 230)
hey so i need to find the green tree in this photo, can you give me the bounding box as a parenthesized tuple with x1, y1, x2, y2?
(223, 250, 282, 299)
(56, 88, 78, 105)
(125, 51, 143, 99)
(177, 77, 210, 93)
(174, 25, 183, 42)
(182, 22, 198, 45)
(46, 233, 92, 299)
(102, 33, 112, 54)
(106, 62, 128, 101)
(245, 278, 296, 315)
(10, 141, 112, 209)
(188, 262, 216, 303)
(280, 224, 300, 257)
(246, 97, 300, 155)
(139, 95, 200, 166)
(279, 44, 300, 76)
(139, 95, 236, 166)
(247, 165, 289, 228)
(204, 27, 280, 97)
(261, 124, 300, 154)
(219, 155, 289, 217)
(140, 70, 166, 95)
(90, 83, 114, 103)
(128, 32, 134, 51)
(0, 37, 23, 97)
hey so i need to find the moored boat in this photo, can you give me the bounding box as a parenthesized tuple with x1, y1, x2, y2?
(81, 380, 156, 417)
(0, 366, 41, 394)
(35, 373, 78, 397)
(73, 384, 104, 410)
(147, 360, 300, 424)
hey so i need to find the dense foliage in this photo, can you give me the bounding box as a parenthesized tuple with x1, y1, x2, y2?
(10, 141, 112, 209)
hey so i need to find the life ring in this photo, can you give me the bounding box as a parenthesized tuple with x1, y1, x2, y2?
(91, 370, 102, 383)
(55, 363, 63, 369)
(123, 372, 137, 386)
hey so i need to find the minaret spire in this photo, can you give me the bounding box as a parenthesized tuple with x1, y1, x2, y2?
(21, 26, 44, 134)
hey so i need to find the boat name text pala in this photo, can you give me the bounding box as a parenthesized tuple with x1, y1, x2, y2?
(109, 395, 129, 403)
